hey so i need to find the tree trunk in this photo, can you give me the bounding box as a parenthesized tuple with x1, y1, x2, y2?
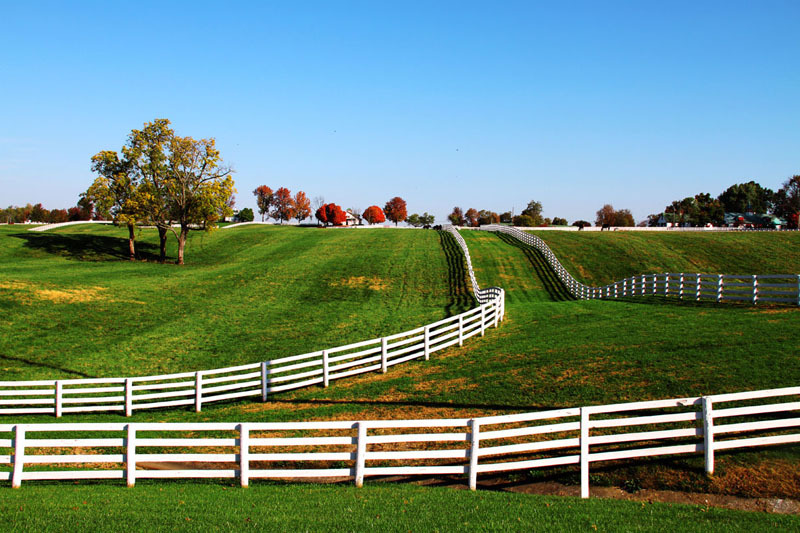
(127, 222, 136, 261)
(177, 225, 189, 265)
(158, 226, 168, 264)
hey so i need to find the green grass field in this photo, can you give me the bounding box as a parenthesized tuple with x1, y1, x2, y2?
(527, 230, 800, 286)
(1, 483, 797, 532)
(2, 224, 799, 526)
(0, 224, 471, 380)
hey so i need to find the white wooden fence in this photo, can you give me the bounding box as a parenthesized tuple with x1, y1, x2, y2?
(0, 229, 504, 417)
(2, 385, 797, 497)
(480, 225, 800, 305)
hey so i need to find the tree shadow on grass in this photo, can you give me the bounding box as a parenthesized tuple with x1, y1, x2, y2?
(495, 233, 573, 301)
(592, 293, 762, 310)
(12, 232, 163, 262)
(269, 397, 565, 413)
(438, 230, 473, 317)
(0, 353, 96, 378)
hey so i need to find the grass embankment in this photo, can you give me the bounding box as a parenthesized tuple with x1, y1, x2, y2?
(528, 230, 800, 286)
(0, 224, 470, 381)
(455, 229, 800, 498)
(2, 225, 799, 510)
(1, 483, 797, 532)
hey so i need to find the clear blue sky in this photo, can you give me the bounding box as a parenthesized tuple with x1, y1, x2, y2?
(1, 1, 798, 223)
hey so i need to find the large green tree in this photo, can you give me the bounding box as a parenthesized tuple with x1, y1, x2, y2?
(123, 119, 176, 262)
(718, 181, 774, 214)
(521, 200, 544, 226)
(86, 150, 142, 260)
(89, 119, 235, 264)
(165, 135, 235, 264)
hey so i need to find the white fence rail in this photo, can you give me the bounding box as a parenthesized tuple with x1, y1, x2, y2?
(0, 230, 504, 417)
(480, 225, 800, 305)
(2, 385, 797, 497)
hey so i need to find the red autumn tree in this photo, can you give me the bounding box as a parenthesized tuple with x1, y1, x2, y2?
(363, 205, 386, 224)
(271, 187, 295, 224)
(383, 196, 407, 226)
(294, 190, 311, 222)
(325, 203, 347, 226)
(464, 208, 479, 227)
(253, 185, 273, 222)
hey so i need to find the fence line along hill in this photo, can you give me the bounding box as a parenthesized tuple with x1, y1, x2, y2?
(1, 222, 798, 499)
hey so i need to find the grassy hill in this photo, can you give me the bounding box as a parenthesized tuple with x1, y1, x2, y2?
(2, 224, 799, 503)
(0, 224, 470, 381)
(528, 230, 800, 286)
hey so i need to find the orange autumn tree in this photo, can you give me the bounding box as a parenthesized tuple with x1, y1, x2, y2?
(294, 190, 311, 222)
(383, 196, 407, 226)
(253, 185, 273, 222)
(271, 187, 295, 224)
(363, 205, 385, 224)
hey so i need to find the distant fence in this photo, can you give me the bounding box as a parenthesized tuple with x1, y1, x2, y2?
(3, 385, 798, 498)
(27, 220, 113, 232)
(509, 226, 800, 232)
(0, 230, 504, 417)
(480, 225, 800, 305)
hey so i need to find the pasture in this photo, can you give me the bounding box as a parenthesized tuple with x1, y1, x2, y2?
(1, 223, 799, 528)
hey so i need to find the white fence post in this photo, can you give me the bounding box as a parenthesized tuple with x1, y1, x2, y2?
(380, 339, 388, 374)
(195, 371, 203, 413)
(125, 378, 133, 417)
(716, 275, 723, 303)
(424, 325, 431, 361)
(702, 397, 714, 475)
(580, 407, 590, 499)
(468, 419, 480, 491)
(665, 274, 670, 296)
(126, 424, 136, 487)
(623, 278, 627, 297)
(696, 274, 701, 301)
(355, 422, 367, 487)
(11, 425, 25, 489)
(752, 275, 758, 304)
(55, 380, 62, 418)
(240, 423, 250, 488)
(260, 361, 269, 402)
(458, 315, 464, 347)
(652, 274, 657, 295)
(323, 350, 330, 386)
(480, 305, 486, 337)
(679, 273, 684, 299)
(796, 275, 800, 306)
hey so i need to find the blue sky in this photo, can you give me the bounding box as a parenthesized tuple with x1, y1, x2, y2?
(1, 1, 798, 223)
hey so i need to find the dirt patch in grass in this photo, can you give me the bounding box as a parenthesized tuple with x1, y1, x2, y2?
(751, 308, 797, 315)
(413, 377, 477, 393)
(36, 287, 109, 303)
(710, 460, 800, 499)
(0, 280, 110, 303)
(332, 276, 389, 291)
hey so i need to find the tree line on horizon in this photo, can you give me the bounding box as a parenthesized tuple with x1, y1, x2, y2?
(645, 177, 800, 228)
